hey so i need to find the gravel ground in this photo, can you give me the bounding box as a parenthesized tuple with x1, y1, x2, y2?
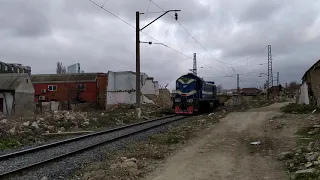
(1, 116, 189, 180)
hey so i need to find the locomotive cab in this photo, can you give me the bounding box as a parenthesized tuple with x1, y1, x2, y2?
(173, 73, 219, 115)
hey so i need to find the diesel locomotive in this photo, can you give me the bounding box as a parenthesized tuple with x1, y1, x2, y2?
(173, 73, 219, 114)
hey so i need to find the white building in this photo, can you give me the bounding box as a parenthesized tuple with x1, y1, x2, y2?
(67, 63, 80, 73)
(106, 71, 159, 106)
(0, 73, 35, 116)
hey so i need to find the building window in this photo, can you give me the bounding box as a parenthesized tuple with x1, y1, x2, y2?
(4, 65, 8, 71)
(76, 84, 85, 91)
(48, 85, 57, 91)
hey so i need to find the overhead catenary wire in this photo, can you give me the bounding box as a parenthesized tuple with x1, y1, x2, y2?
(144, 0, 151, 20)
(88, 0, 197, 63)
(88, 0, 267, 88)
(149, 0, 232, 68)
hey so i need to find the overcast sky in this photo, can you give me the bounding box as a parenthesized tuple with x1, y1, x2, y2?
(1, 0, 320, 90)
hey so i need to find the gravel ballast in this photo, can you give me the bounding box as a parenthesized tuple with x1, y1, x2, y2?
(0, 116, 189, 180)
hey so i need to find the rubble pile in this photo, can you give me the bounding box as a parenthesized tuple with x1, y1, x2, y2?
(0, 104, 176, 149)
(0, 110, 140, 148)
(109, 157, 141, 179)
(278, 124, 320, 179)
(144, 88, 172, 109)
(78, 157, 141, 180)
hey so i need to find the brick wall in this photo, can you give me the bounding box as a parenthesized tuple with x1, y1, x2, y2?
(309, 67, 320, 106)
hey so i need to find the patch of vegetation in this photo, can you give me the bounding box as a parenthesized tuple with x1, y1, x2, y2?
(294, 172, 320, 180)
(123, 142, 169, 160)
(149, 108, 174, 117)
(296, 127, 320, 145)
(0, 138, 21, 150)
(281, 103, 320, 114)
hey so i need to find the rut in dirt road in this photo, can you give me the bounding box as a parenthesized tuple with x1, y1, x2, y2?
(144, 103, 290, 180)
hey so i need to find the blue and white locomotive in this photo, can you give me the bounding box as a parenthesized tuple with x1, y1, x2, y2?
(173, 73, 219, 114)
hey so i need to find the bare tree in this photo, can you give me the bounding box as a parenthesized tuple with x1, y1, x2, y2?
(216, 84, 223, 93)
(287, 81, 300, 96)
(288, 81, 300, 89)
(56, 61, 66, 74)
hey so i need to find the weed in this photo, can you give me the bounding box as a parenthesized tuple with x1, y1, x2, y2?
(0, 138, 21, 150)
(296, 127, 320, 146)
(281, 103, 319, 114)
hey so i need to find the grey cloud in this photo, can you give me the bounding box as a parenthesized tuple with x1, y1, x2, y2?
(0, 0, 52, 37)
(238, 0, 286, 23)
(1, 0, 320, 90)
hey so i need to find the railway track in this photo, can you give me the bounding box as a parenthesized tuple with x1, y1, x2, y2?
(0, 114, 187, 180)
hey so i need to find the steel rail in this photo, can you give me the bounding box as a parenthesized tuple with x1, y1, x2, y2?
(0, 114, 177, 160)
(0, 115, 187, 179)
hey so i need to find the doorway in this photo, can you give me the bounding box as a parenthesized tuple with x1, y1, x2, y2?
(0, 98, 3, 113)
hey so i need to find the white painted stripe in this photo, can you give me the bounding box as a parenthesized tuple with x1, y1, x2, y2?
(206, 83, 215, 86)
(177, 78, 196, 84)
(175, 90, 197, 96)
(202, 91, 213, 95)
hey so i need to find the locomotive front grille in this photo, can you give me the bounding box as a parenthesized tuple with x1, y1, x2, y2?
(181, 97, 187, 110)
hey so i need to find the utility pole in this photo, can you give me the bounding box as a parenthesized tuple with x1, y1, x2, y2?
(276, 72, 279, 86)
(237, 74, 240, 105)
(136, 10, 180, 118)
(193, 53, 197, 76)
(189, 53, 197, 75)
(267, 45, 273, 100)
(135, 11, 141, 118)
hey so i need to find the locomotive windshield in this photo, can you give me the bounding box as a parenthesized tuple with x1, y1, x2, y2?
(176, 78, 197, 93)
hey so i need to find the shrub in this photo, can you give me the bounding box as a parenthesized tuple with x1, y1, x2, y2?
(280, 103, 320, 114)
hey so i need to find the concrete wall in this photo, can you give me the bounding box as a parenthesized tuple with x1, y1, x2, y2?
(15, 75, 35, 93)
(15, 74, 35, 115)
(0, 92, 13, 115)
(106, 71, 159, 105)
(141, 78, 158, 95)
(154, 81, 159, 95)
(14, 92, 34, 115)
(298, 82, 309, 104)
(39, 101, 60, 112)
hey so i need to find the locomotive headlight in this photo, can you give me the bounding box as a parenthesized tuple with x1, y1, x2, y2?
(187, 99, 193, 103)
(175, 98, 181, 102)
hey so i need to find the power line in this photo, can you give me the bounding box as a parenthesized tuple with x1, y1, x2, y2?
(87, 0, 197, 64)
(232, 46, 268, 65)
(88, 0, 259, 77)
(150, 0, 232, 68)
(88, 0, 135, 28)
(144, 0, 151, 25)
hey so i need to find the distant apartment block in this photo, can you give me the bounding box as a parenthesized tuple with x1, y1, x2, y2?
(0, 61, 31, 74)
(67, 63, 81, 73)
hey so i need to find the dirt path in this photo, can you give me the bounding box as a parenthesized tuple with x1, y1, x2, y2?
(144, 103, 291, 180)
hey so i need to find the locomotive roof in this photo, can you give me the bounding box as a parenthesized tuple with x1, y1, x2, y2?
(178, 73, 203, 81)
(177, 73, 215, 84)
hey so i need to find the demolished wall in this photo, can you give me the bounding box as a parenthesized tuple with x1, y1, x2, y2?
(106, 71, 160, 107)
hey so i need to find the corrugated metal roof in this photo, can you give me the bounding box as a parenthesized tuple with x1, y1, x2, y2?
(0, 73, 29, 90)
(31, 73, 101, 83)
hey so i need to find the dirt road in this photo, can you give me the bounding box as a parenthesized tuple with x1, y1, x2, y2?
(144, 103, 291, 180)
